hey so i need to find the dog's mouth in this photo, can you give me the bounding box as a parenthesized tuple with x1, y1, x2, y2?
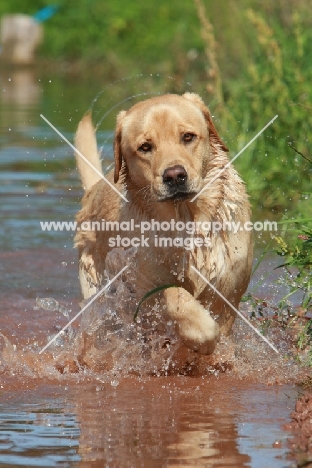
(154, 173, 201, 202)
(158, 191, 197, 202)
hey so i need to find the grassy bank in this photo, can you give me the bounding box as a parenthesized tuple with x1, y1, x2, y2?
(1, 0, 311, 214)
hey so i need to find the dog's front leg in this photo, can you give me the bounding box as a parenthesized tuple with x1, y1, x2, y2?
(163, 287, 219, 355)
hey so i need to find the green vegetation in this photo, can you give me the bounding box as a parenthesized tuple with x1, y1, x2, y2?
(274, 179, 312, 365)
(246, 151, 311, 365)
(0, 158, 75, 173)
(1, 0, 310, 213)
(134, 284, 177, 322)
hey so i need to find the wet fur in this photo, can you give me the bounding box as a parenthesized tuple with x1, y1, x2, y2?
(74, 93, 253, 355)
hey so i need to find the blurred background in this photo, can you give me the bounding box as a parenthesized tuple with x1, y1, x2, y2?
(0, 0, 311, 217)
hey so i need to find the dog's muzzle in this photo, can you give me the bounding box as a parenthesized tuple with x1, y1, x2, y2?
(162, 165, 189, 200)
(163, 165, 188, 187)
(157, 165, 198, 201)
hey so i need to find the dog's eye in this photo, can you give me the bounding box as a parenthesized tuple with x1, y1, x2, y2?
(138, 142, 152, 153)
(182, 133, 196, 143)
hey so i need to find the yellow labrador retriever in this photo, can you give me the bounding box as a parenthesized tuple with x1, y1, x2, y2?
(74, 93, 253, 355)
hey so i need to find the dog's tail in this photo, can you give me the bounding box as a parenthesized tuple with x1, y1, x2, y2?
(74, 112, 103, 191)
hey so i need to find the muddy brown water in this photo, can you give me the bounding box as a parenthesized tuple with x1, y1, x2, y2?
(0, 71, 303, 467)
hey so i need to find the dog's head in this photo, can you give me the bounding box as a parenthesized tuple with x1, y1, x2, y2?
(114, 93, 228, 202)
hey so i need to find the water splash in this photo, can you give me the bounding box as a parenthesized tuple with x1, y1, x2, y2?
(34, 297, 71, 317)
(63, 248, 182, 377)
(0, 247, 308, 384)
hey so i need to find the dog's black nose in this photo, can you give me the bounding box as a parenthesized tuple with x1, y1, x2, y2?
(163, 165, 188, 187)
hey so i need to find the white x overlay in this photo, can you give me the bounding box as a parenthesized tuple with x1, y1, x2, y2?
(191, 115, 278, 202)
(39, 110, 280, 356)
(39, 266, 128, 354)
(191, 266, 279, 353)
(40, 114, 129, 202)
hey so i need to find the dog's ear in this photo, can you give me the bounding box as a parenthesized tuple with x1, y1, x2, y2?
(182, 93, 228, 152)
(113, 110, 127, 183)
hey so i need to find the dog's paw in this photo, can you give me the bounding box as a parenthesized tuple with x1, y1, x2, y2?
(163, 287, 220, 355)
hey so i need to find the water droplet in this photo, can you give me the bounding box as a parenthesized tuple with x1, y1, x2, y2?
(58, 305, 70, 318)
(35, 297, 59, 311)
(272, 440, 282, 448)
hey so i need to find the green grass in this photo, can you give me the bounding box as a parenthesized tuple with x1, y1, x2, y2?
(0, 0, 311, 214)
